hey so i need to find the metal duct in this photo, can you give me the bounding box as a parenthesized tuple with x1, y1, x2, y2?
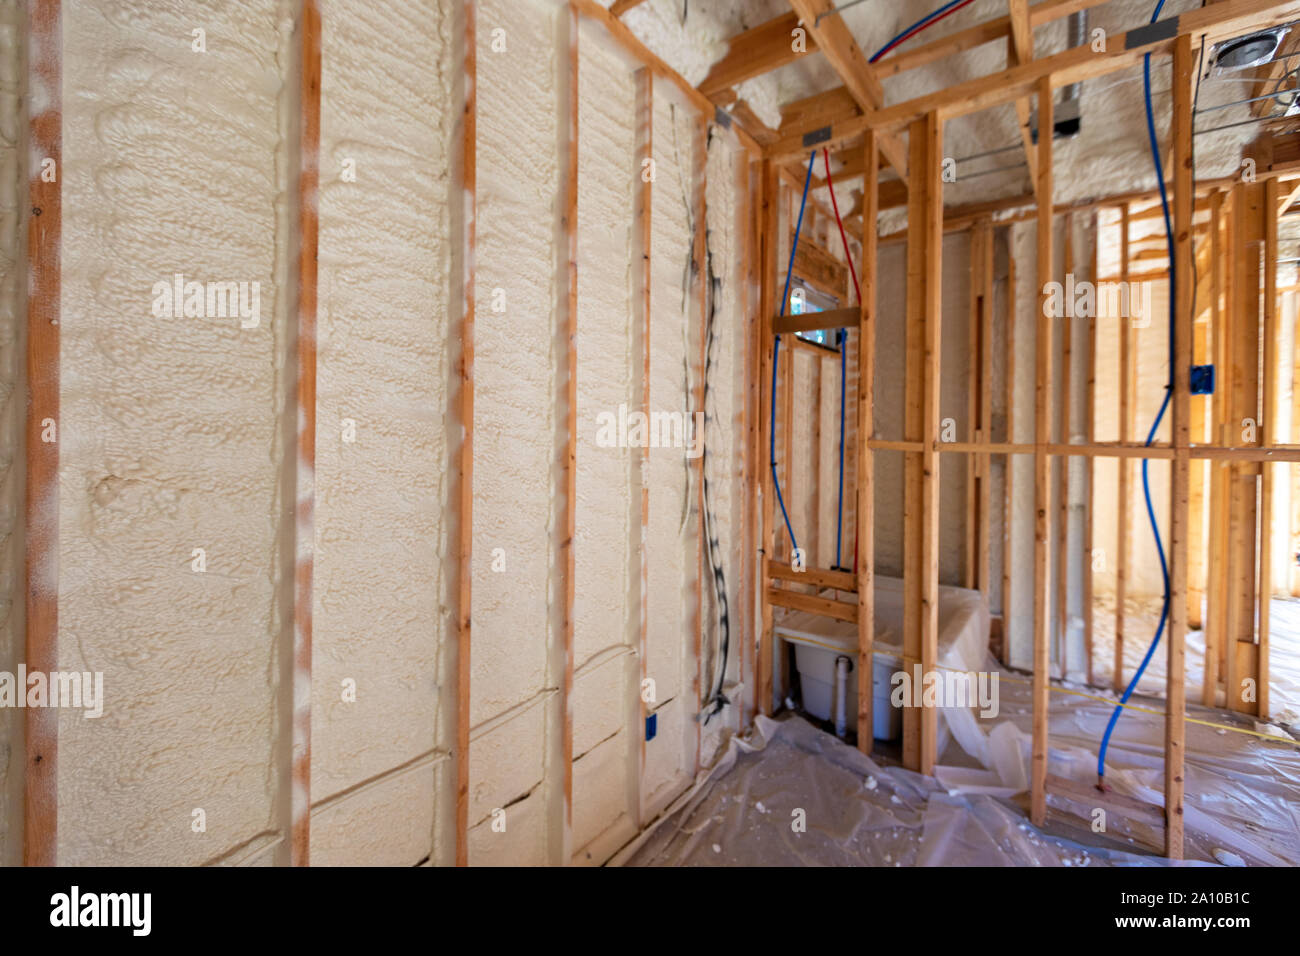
(1056, 10, 1087, 137)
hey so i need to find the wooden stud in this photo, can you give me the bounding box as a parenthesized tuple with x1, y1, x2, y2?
(786, 0, 909, 177)
(699, 13, 813, 103)
(857, 133, 877, 752)
(23, 0, 61, 869)
(1083, 219, 1097, 686)
(759, 160, 779, 717)
(1259, 175, 1278, 720)
(765, 0, 1296, 158)
(633, 66, 652, 815)
(569, 0, 760, 154)
(453, 0, 476, 868)
(1203, 190, 1226, 707)
(692, 115, 707, 774)
(1166, 32, 1193, 860)
(920, 111, 943, 775)
(902, 111, 943, 774)
(966, 225, 983, 590)
(1003, 242, 1016, 666)
(978, 219, 995, 599)
(290, 0, 321, 869)
(1030, 76, 1053, 828)
(1115, 203, 1131, 693)
(1226, 182, 1263, 716)
(560, 0, 578, 858)
(1057, 214, 1072, 677)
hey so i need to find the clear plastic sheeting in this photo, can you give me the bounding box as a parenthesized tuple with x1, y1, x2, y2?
(617, 716, 1167, 867)
(978, 665, 1300, 866)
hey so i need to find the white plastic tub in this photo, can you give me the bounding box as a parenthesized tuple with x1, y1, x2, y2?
(774, 575, 990, 742)
(790, 630, 900, 739)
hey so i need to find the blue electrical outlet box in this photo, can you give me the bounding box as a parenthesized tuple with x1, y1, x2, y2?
(645, 713, 657, 742)
(1190, 364, 1215, 395)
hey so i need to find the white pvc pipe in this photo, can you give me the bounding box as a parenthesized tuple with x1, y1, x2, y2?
(835, 656, 850, 738)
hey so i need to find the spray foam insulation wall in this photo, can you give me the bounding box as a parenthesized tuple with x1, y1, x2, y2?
(57, 0, 288, 866)
(310, 0, 453, 867)
(571, 19, 636, 862)
(469, 0, 559, 866)
(0, 0, 750, 867)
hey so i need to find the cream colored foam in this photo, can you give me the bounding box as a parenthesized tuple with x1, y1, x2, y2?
(309, 0, 452, 864)
(57, 0, 287, 866)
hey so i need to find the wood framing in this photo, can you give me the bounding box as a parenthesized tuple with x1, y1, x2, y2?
(452, 0, 476, 870)
(786, 0, 908, 176)
(857, 132, 878, 752)
(23, 0, 61, 869)
(1056, 214, 1072, 675)
(1164, 32, 1193, 859)
(699, 12, 813, 102)
(765, 0, 1299, 158)
(1083, 221, 1097, 686)
(1259, 174, 1278, 720)
(1030, 77, 1052, 828)
(1115, 203, 1132, 692)
(290, 0, 321, 869)
(759, 159, 779, 717)
(560, 1, 578, 859)
(901, 111, 943, 774)
(1006, 0, 1039, 194)
(692, 115, 707, 776)
(570, 0, 760, 154)
(633, 65, 652, 823)
(1003, 241, 1016, 667)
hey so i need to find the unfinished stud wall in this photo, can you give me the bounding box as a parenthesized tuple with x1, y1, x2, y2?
(0, 0, 753, 867)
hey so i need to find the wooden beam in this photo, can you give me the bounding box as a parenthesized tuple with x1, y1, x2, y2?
(560, 0, 578, 859)
(772, 305, 860, 335)
(770, 560, 856, 591)
(1030, 77, 1053, 828)
(290, 0, 321, 869)
(1083, 217, 1097, 686)
(1226, 182, 1264, 716)
(633, 65, 652, 821)
(1165, 32, 1193, 860)
(23, 0, 61, 869)
(610, 0, 648, 15)
(793, 234, 849, 298)
(766, 0, 1300, 157)
(692, 115, 707, 776)
(741, 151, 759, 729)
(1003, 239, 1017, 668)
(787, 0, 908, 176)
(1115, 203, 1131, 693)
(902, 111, 943, 774)
(1259, 174, 1279, 720)
(767, 587, 858, 623)
(1057, 214, 1072, 676)
(453, 0, 476, 868)
(874, 0, 1107, 80)
(700, 12, 815, 100)
(857, 132, 877, 752)
(759, 160, 780, 717)
(1006, 0, 1039, 194)
(570, 0, 760, 154)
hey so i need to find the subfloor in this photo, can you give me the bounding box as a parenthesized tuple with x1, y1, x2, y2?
(618, 657, 1300, 866)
